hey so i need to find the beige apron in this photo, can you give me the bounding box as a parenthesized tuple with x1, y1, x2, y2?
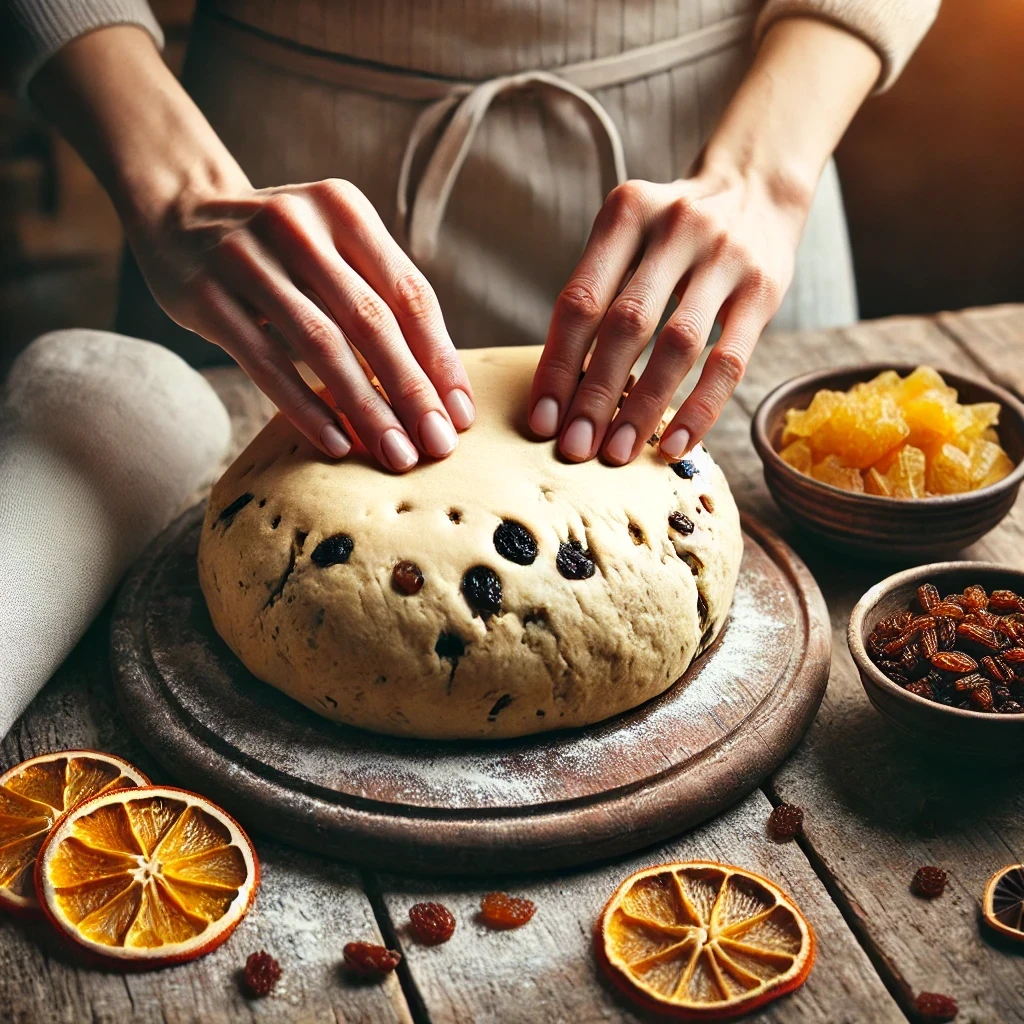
(117, 0, 858, 365)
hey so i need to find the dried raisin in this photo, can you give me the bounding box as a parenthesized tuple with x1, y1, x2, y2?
(343, 942, 401, 978)
(461, 566, 503, 617)
(920, 627, 939, 660)
(929, 651, 978, 674)
(962, 584, 989, 610)
(905, 680, 934, 700)
(479, 892, 536, 929)
(917, 583, 941, 611)
(767, 803, 804, 841)
(408, 902, 456, 945)
(912, 866, 947, 898)
(244, 951, 281, 997)
(493, 520, 538, 565)
(392, 561, 424, 595)
(556, 539, 596, 580)
(670, 459, 698, 480)
(915, 991, 958, 1022)
(669, 511, 695, 535)
(217, 492, 254, 526)
(956, 622, 1002, 649)
(311, 533, 354, 567)
(990, 589, 1024, 613)
(932, 601, 966, 620)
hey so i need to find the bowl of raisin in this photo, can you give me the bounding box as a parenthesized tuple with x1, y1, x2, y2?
(849, 565, 1024, 758)
(751, 364, 1024, 558)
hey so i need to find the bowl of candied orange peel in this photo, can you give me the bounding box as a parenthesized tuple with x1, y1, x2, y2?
(752, 364, 1024, 557)
(849, 564, 1024, 758)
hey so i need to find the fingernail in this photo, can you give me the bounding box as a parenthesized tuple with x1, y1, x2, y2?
(661, 428, 691, 460)
(562, 417, 594, 460)
(381, 428, 419, 472)
(320, 422, 351, 458)
(530, 396, 560, 437)
(445, 388, 475, 431)
(419, 410, 458, 458)
(606, 423, 636, 465)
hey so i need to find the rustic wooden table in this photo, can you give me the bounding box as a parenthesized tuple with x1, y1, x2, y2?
(3, 305, 1023, 1024)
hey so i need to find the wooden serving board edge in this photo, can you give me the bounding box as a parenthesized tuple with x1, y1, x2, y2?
(111, 510, 831, 874)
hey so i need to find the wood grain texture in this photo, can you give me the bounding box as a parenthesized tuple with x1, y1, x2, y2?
(110, 505, 830, 873)
(732, 313, 1024, 1023)
(376, 791, 904, 1024)
(0, 612, 411, 1024)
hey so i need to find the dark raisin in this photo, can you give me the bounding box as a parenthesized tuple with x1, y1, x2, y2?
(217, 493, 254, 526)
(917, 583, 941, 612)
(343, 942, 401, 979)
(493, 520, 538, 565)
(435, 632, 465, 660)
(244, 950, 281, 997)
(998, 700, 1024, 714)
(461, 566, 503, 617)
(488, 694, 514, 718)
(669, 511, 694, 535)
(914, 991, 958, 1022)
(671, 459, 698, 480)
(905, 680, 934, 700)
(408, 902, 456, 945)
(911, 866, 947, 898)
(392, 561, 424, 595)
(311, 533, 354, 567)
(696, 591, 709, 629)
(556, 539, 595, 580)
(767, 803, 803, 841)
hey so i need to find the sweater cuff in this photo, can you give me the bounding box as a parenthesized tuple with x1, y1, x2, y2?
(4, 0, 164, 101)
(753, 0, 940, 92)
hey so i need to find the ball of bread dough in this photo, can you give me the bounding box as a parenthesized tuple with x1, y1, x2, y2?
(198, 347, 742, 739)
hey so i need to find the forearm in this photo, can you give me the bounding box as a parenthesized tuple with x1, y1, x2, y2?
(699, 17, 881, 216)
(29, 25, 247, 231)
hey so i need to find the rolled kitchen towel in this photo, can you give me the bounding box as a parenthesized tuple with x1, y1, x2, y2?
(0, 329, 232, 737)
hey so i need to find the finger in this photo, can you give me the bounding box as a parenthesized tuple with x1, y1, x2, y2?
(248, 193, 460, 459)
(659, 295, 767, 460)
(218, 238, 423, 472)
(311, 180, 476, 431)
(603, 264, 741, 465)
(197, 284, 353, 460)
(557, 231, 702, 463)
(529, 181, 651, 438)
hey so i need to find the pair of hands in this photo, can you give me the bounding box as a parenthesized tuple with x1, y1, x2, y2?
(137, 170, 801, 472)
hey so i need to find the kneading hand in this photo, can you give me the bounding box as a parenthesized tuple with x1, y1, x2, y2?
(529, 16, 882, 465)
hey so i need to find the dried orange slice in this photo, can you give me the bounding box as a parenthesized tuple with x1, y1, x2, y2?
(983, 864, 1024, 943)
(0, 750, 148, 914)
(35, 786, 258, 966)
(597, 861, 815, 1020)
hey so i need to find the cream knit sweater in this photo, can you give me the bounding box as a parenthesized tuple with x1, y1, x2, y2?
(4, 0, 938, 96)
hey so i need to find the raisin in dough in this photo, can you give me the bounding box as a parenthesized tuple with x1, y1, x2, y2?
(198, 346, 742, 739)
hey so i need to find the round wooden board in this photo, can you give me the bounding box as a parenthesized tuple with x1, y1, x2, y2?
(111, 504, 830, 874)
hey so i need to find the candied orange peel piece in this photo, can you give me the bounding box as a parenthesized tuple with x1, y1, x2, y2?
(776, 366, 1015, 498)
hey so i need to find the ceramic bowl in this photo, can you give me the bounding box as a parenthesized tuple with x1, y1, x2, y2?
(849, 561, 1024, 759)
(751, 363, 1024, 559)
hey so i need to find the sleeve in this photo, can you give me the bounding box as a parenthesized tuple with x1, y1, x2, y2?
(753, 0, 941, 91)
(2, 0, 164, 99)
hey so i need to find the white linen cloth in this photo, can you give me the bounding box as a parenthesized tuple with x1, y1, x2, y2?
(0, 330, 231, 737)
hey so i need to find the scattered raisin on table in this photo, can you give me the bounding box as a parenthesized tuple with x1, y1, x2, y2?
(911, 866, 948, 898)
(311, 533, 354, 567)
(244, 951, 281, 997)
(867, 582, 1024, 714)
(343, 942, 402, 978)
(392, 560, 424, 595)
(915, 991, 958, 1022)
(556, 539, 596, 580)
(479, 892, 536, 929)
(767, 803, 804, 841)
(669, 511, 695, 536)
(461, 566, 503, 617)
(493, 520, 538, 565)
(408, 902, 456, 945)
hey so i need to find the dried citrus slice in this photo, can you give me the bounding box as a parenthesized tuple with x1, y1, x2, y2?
(983, 864, 1024, 942)
(35, 786, 258, 966)
(597, 861, 815, 1020)
(0, 750, 148, 914)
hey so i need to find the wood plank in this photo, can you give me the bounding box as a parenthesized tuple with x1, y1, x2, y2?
(376, 790, 903, 1024)
(718, 314, 1024, 1023)
(0, 610, 412, 1024)
(937, 304, 1024, 400)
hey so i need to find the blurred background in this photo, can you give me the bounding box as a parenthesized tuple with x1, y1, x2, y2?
(1, 0, 1022, 376)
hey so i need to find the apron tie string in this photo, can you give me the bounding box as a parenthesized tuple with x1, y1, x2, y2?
(396, 71, 628, 264)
